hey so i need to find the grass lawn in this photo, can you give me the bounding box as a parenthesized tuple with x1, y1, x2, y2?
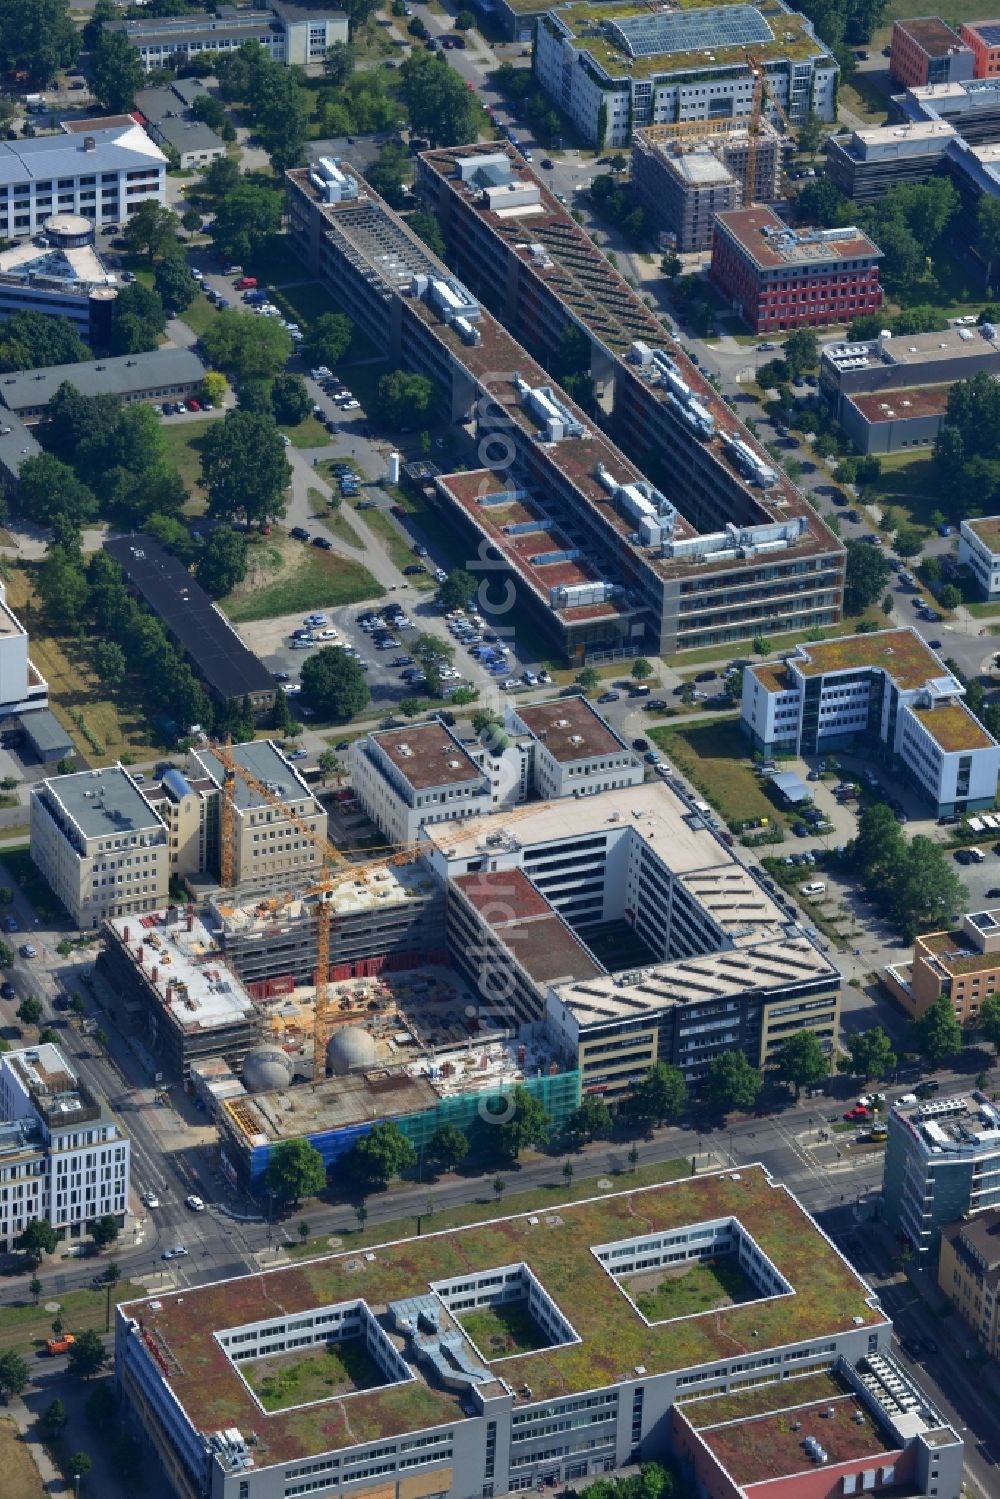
(0, 1416, 45, 1499)
(0, 1278, 144, 1357)
(271, 280, 351, 329)
(459, 1300, 550, 1359)
(649, 719, 785, 831)
(0, 847, 63, 924)
(307, 490, 366, 550)
(357, 504, 435, 589)
(627, 1256, 757, 1322)
(221, 531, 383, 621)
(243, 1338, 384, 1411)
(160, 420, 216, 505)
(871, 451, 942, 530)
(177, 293, 218, 339)
(281, 414, 331, 449)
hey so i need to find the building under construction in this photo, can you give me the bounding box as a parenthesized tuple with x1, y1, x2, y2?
(631, 121, 783, 252)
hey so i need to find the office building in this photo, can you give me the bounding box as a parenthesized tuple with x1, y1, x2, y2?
(533, 0, 837, 149)
(434, 784, 840, 1093)
(884, 1093, 1000, 1258)
(30, 764, 170, 929)
(110, 2, 348, 73)
(938, 1210, 1000, 1356)
(836, 383, 952, 456)
(504, 696, 643, 800)
(116, 1164, 962, 1499)
(351, 721, 501, 848)
(0, 346, 206, 422)
(825, 119, 957, 204)
(0, 580, 49, 724)
(959, 517, 1000, 599)
(889, 18, 973, 89)
(0, 213, 119, 344)
(413, 146, 845, 655)
(134, 80, 227, 171)
(883, 907, 1000, 1025)
(0, 123, 165, 241)
(103, 535, 275, 718)
(0, 1042, 130, 1252)
(98, 906, 259, 1083)
(631, 121, 782, 253)
(959, 20, 1000, 79)
(710, 207, 883, 333)
(741, 628, 1000, 816)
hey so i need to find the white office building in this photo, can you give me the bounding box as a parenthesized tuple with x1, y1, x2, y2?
(959, 517, 1000, 601)
(741, 627, 1000, 815)
(0, 124, 166, 240)
(0, 1043, 130, 1251)
(112, 2, 348, 72)
(505, 695, 642, 799)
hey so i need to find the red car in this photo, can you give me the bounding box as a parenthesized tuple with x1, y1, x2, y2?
(391, 504, 407, 517)
(185, 397, 201, 411)
(843, 1106, 870, 1122)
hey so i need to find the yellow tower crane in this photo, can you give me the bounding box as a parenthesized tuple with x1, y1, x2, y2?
(744, 49, 797, 208)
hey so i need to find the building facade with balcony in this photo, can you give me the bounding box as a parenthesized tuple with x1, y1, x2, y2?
(884, 1093, 1000, 1259)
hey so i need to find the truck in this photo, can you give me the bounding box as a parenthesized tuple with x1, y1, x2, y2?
(46, 1334, 76, 1356)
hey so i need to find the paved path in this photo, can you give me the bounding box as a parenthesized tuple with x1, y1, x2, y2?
(7, 1396, 68, 1495)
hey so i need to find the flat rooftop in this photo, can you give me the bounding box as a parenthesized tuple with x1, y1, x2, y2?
(891, 1091, 1000, 1155)
(965, 515, 1000, 551)
(895, 15, 968, 56)
(213, 861, 438, 934)
(748, 661, 794, 693)
(699, 1390, 894, 1485)
(849, 385, 952, 422)
(513, 695, 629, 761)
(452, 869, 606, 985)
(920, 926, 1000, 975)
(826, 325, 1000, 373)
(424, 780, 733, 872)
(911, 701, 996, 753)
(40, 764, 164, 842)
(191, 740, 319, 814)
(790, 627, 948, 691)
(371, 722, 484, 791)
(0, 122, 164, 188)
(106, 909, 255, 1033)
(714, 206, 881, 269)
(849, 119, 957, 151)
(2, 348, 204, 412)
(0, 236, 113, 288)
(119, 1165, 883, 1463)
(5, 1042, 79, 1100)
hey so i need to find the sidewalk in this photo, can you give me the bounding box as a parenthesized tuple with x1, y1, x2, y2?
(7, 1396, 67, 1495)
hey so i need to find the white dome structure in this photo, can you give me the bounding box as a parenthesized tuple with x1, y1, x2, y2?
(242, 1046, 295, 1094)
(327, 1025, 377, 1076)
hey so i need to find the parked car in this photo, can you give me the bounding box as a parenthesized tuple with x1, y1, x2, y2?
(312, 537, 333, 550)
(162, 1246, 189, 1260)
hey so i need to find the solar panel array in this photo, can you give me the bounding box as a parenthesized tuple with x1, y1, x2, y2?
(609, 4, 773, 59)
(974, 21, 1000, 45)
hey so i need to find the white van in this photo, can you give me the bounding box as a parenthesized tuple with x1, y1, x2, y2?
(800, 881, 826, 898)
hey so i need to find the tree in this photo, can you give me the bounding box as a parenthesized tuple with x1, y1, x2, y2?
(626, 1063, 687, 1126)
(18, 452, 96, 531)
(373, 369, 436, 430)
(425, 1123, 469, 1172)
(93, 640, 127, 691)
(910, 993, 962, 1068)
(411, 632, 455, 696)
(893, 523, 923, 559)
(939, 583, 962, 611)
(198, 526, 248, 598)
(41, 1398, 68, 1435)
(83, 1382, 118, 1428)
(774, 1031, 828, 1098)
(67, 1453, 92, 1480)
(17, 1217, 56, 1266)
(565, 1095, 612, 1144)
(125, 201, 180, 264)
(300, 647, 370, 721)
(576, 667, 600, 691)
(497, 1085, 550, 1158)
(201, 310, 292, 382)
(271, 373, 312, 426)
(211, 181, 284, 265)
(844, 539, 892, 614)
(0, 0, 79, 81)
(493, 1175, 506, 1201)
(90, 1214, 119, 1251)
(318, 749, 339, 784)
(37, 545, 91, 632)
(153, 257, 196, 317)
(977, 196, 1000, 290)
(91, 29, 144, 112)
(17, 996, 42, 1026)
(189, 93, 231, 136)
(0, 310, 88, 373)
(841, 1026, 897, 1081)
(982, 993, 1000, 1056)
(632, 657, 652, 680)
(111, 283, 166, 356)
(29, 1274, 42, 1305)
(201, 409, 291, 526)
(889, 836, 966, 942)
(0, 1349, 29, 1399)
(350, 1120, 417, 1187)
(706, 1051, 762, 1113)
(264, 1138, 326, 1209)
(111, 1433, 144, 1485)
(752, 634, 770, 657)
(437, 569, 478, 613)
(797, 111, 824, 157)
(407, 210, 447, 260)
(367, 142, 409, 209)
(325, 39, 356, 83)
(400, 50, 480, 146)
(303, 312, 353, 371)
(782, 328, 819, 378)
(201, 371, 228, 409)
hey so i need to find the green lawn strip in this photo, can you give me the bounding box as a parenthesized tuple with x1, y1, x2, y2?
(306, 491, 365, 550)
(177, 293, 219, 339)
(286, 1157, 689, 1262)
(270, 280, 357, 331)
(629, 1256, 755, 1322)
(356, 504, 434, 589)
(0, 846, 64, 924)
(243, 1339, 384, 1411)
(459, 1301, 550, 1358)
(648, 719, 789, 831)
(0, 1278, 144, 1356)
(0, 1413, 46, 1499)
(964, 600, 1000, 620)
(160, 420, 215, 503)
(281, 414, 331, 449)
(222, 544, 383, 622)
(871, 452, 941, 530)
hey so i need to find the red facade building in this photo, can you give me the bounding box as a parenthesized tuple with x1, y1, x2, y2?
(889, 17, 973, 87)
(710, 207, 883, 334)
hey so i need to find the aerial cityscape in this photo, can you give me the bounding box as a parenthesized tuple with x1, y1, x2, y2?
(0, 1, 997, 1498)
